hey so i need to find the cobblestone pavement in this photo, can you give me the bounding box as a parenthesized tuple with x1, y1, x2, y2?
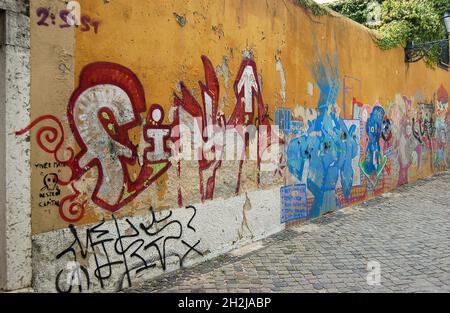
(126, 172, 450, 293)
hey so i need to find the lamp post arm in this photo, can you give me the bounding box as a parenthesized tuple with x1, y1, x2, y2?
(405, 38, 450, 64)
(411, 38, 450, 49)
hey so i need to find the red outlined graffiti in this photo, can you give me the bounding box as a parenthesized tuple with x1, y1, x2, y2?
(67, 62, 172, 212)
(15, 115, 83, 220)
(173, 55, 282, 201)
(229, 57, 276, 190)
(18, 63, 174, 218)
(173, 56, 224, 202)
(59, 183, 87, 223)
(18, 56, 281, 219)
(16, 115, 75, 184)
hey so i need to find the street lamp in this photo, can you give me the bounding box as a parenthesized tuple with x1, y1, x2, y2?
(443, 9, 450, 36)
(405, 6, 450, 68)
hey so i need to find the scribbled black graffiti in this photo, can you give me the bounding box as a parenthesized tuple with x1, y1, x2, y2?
(54, 206, 203, 293)
(34, 161, 66, 169)
(413, 102, 436, 144)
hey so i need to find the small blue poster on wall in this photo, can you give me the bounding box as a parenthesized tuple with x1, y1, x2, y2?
(280, 184, 309, 223)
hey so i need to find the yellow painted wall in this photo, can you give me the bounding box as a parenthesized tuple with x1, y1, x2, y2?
(27, 0, 449, 234)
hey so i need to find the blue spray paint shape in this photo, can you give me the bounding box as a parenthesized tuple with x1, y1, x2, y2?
(286, 53, 359, 218)
(361, 106, 386, 177)
(339, 122, 358, 200)
(287, 136, 307, 183)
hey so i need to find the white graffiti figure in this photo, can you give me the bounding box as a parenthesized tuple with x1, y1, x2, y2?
(72, 84, 136, 207)
(237, 65, 259, 114)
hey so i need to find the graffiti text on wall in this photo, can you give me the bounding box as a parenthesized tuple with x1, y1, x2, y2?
(36, 7, 100, 34)
(55, 206, 203, 293)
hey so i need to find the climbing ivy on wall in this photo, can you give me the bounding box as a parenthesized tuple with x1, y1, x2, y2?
(327, 0, 450, 67)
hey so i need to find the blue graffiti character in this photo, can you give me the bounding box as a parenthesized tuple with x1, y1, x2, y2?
(338, 122, 358, 201)
(286, 53, 358, 218)
(362, 106, 386, 176)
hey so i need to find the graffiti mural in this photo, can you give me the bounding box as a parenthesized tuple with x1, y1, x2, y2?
(17, 63, 174, 221)
(281, 54, 448, 224)
(17, 55, 282, 222)
(21, 0, 450, 294)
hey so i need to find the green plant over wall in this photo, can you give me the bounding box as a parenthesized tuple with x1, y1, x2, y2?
(328, 0, 450, 67)
(296, 0, 329, 16)
(327, 0, 372, 24)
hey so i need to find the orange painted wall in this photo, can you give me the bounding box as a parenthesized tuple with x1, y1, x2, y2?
(28, 0, 449, 233)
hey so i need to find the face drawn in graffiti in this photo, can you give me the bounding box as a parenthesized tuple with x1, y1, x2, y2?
(42, 173, 59, 191)
(435, 86, 448, 139)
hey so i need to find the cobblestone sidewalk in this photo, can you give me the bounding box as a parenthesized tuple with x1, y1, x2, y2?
(125, 172, 450, 293)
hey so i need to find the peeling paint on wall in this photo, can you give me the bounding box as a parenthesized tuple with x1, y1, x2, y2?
(275, 55, 286, 104)
(215, 56, 230, 111)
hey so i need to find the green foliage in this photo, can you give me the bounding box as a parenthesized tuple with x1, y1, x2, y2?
(296, 0, 329, 16)
(328, 0, 371, 24)
(328, 0, 450, 67)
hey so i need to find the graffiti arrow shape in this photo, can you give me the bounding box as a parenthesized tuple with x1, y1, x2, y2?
(237, 65, 259, 113)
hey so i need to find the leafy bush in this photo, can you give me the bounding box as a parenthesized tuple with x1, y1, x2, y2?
(328, 0, 450, 67)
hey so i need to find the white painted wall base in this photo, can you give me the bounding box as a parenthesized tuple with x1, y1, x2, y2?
(32, 187, 284, 293)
